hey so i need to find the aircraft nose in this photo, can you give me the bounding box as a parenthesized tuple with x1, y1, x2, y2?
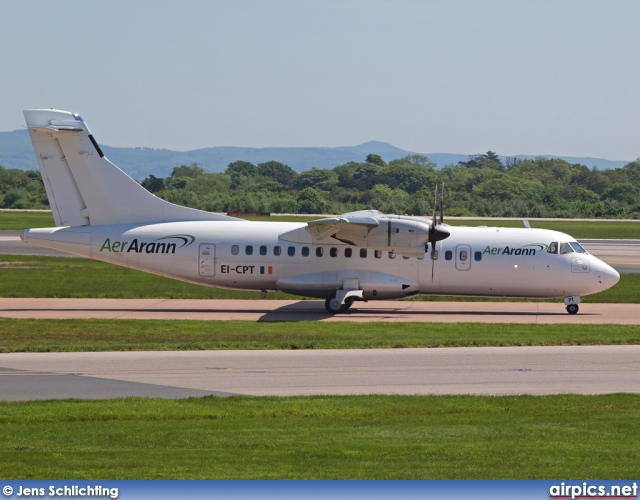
(598, 263, 620, 291)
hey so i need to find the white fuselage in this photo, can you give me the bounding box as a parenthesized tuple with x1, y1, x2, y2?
(20, 108, 621, 309)
(22, 221, 620, 301)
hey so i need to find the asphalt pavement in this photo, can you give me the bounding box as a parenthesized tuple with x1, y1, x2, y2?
(2, 345, 640, 401)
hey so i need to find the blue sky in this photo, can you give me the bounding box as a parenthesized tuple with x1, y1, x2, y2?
(2, 0, 638, 160)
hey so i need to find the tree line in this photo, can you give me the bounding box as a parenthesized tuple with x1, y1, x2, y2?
(2, 152, 640, 218)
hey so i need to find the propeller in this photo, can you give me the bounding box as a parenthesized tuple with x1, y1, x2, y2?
(429, 182, 449, 280)
(428, 182, 449, 245)
(439, 181, 444, 224)
(431, 182, 438, 229)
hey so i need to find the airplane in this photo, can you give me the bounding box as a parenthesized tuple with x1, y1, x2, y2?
(19, 108, 620, 315)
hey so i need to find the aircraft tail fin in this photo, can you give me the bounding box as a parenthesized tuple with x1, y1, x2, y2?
(23, 109, 239, 227)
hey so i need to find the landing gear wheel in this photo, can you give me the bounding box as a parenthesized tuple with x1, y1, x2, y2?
(566, 304, 579, 315)
(325, 296, 347, 314)
(344, 297, 355, 311)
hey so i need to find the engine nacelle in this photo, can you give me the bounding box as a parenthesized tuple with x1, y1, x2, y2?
(367, 219, 429, 248)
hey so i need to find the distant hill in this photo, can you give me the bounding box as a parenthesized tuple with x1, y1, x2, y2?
(0, 129, 631, 180)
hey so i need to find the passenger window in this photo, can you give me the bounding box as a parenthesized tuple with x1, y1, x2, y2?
(245, 245, 253, 256)
(330, 248, 338, 257)
(548, 242, 558, 254)
(360, 248, 367, 258)
(288, 246, 295, 257)
(374, 250, 382, 259)
(274, 246, 281, 256)
(316, 247, 323, 257)
(460, 250, 468, 261)
(560, 242, 574, 255)
(259, 245, 267, 256)
(231, 245, 239, 255)
(344, 248, 352, 258)
(445, 250, 452, 261)
(474, 251, 482, 261)
(388, 251, 396, 259)
(302, 247, 309, 257)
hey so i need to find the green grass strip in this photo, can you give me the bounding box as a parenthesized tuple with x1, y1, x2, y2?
(1, 394, 639, 479)
(1, 319, 639, 352)
(0, 211, 55, 230)
(453, 219, 640, 240)
(0, 256, 299, 299)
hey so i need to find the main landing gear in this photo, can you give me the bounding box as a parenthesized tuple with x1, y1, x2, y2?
(324, 288, 364, 314)
(564, 296, 580, 315)
(325, 296, 355, 314)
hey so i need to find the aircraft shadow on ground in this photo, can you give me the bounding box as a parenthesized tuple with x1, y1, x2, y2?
(257, 301, 586, 322)
(0, 301, 594, 322)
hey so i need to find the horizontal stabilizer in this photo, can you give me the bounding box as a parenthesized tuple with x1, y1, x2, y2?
(21, 226, 91, 258)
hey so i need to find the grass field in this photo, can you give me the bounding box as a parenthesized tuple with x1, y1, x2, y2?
(2, 394, 639, 479)
(0, 255, 299, 300)
(0, 254, 637, 302)
(0, 319, 639, 353)
(1, 211, 639, 238)
(0, 210, 55, 229)
(527, 220, 640, 240)
(447, 218, 640, 239)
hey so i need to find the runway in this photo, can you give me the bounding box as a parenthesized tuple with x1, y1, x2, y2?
(1, 345, 640, 401)
(579, 238, 640, 274)
(1, 297, 639, 323)
(1, 298, 638, 401)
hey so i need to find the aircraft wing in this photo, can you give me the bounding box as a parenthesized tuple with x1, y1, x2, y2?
(281, 210, 445, 257)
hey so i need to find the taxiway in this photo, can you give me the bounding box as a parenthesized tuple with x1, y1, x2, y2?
(1, 298, 639, 323)
(1, 345, 640, 401)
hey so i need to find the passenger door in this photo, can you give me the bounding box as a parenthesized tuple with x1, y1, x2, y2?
(455, 244, 472, 271)
(199, 243, 216, 277)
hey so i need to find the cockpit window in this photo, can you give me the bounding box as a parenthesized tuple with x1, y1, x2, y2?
(548, 242, 558, 254)
(559, 242, 574, 254)
(569, 241, 587, 253)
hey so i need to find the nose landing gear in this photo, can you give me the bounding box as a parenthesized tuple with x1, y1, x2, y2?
(566, 303, 579, 315)
(564, 296, 580, 315)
